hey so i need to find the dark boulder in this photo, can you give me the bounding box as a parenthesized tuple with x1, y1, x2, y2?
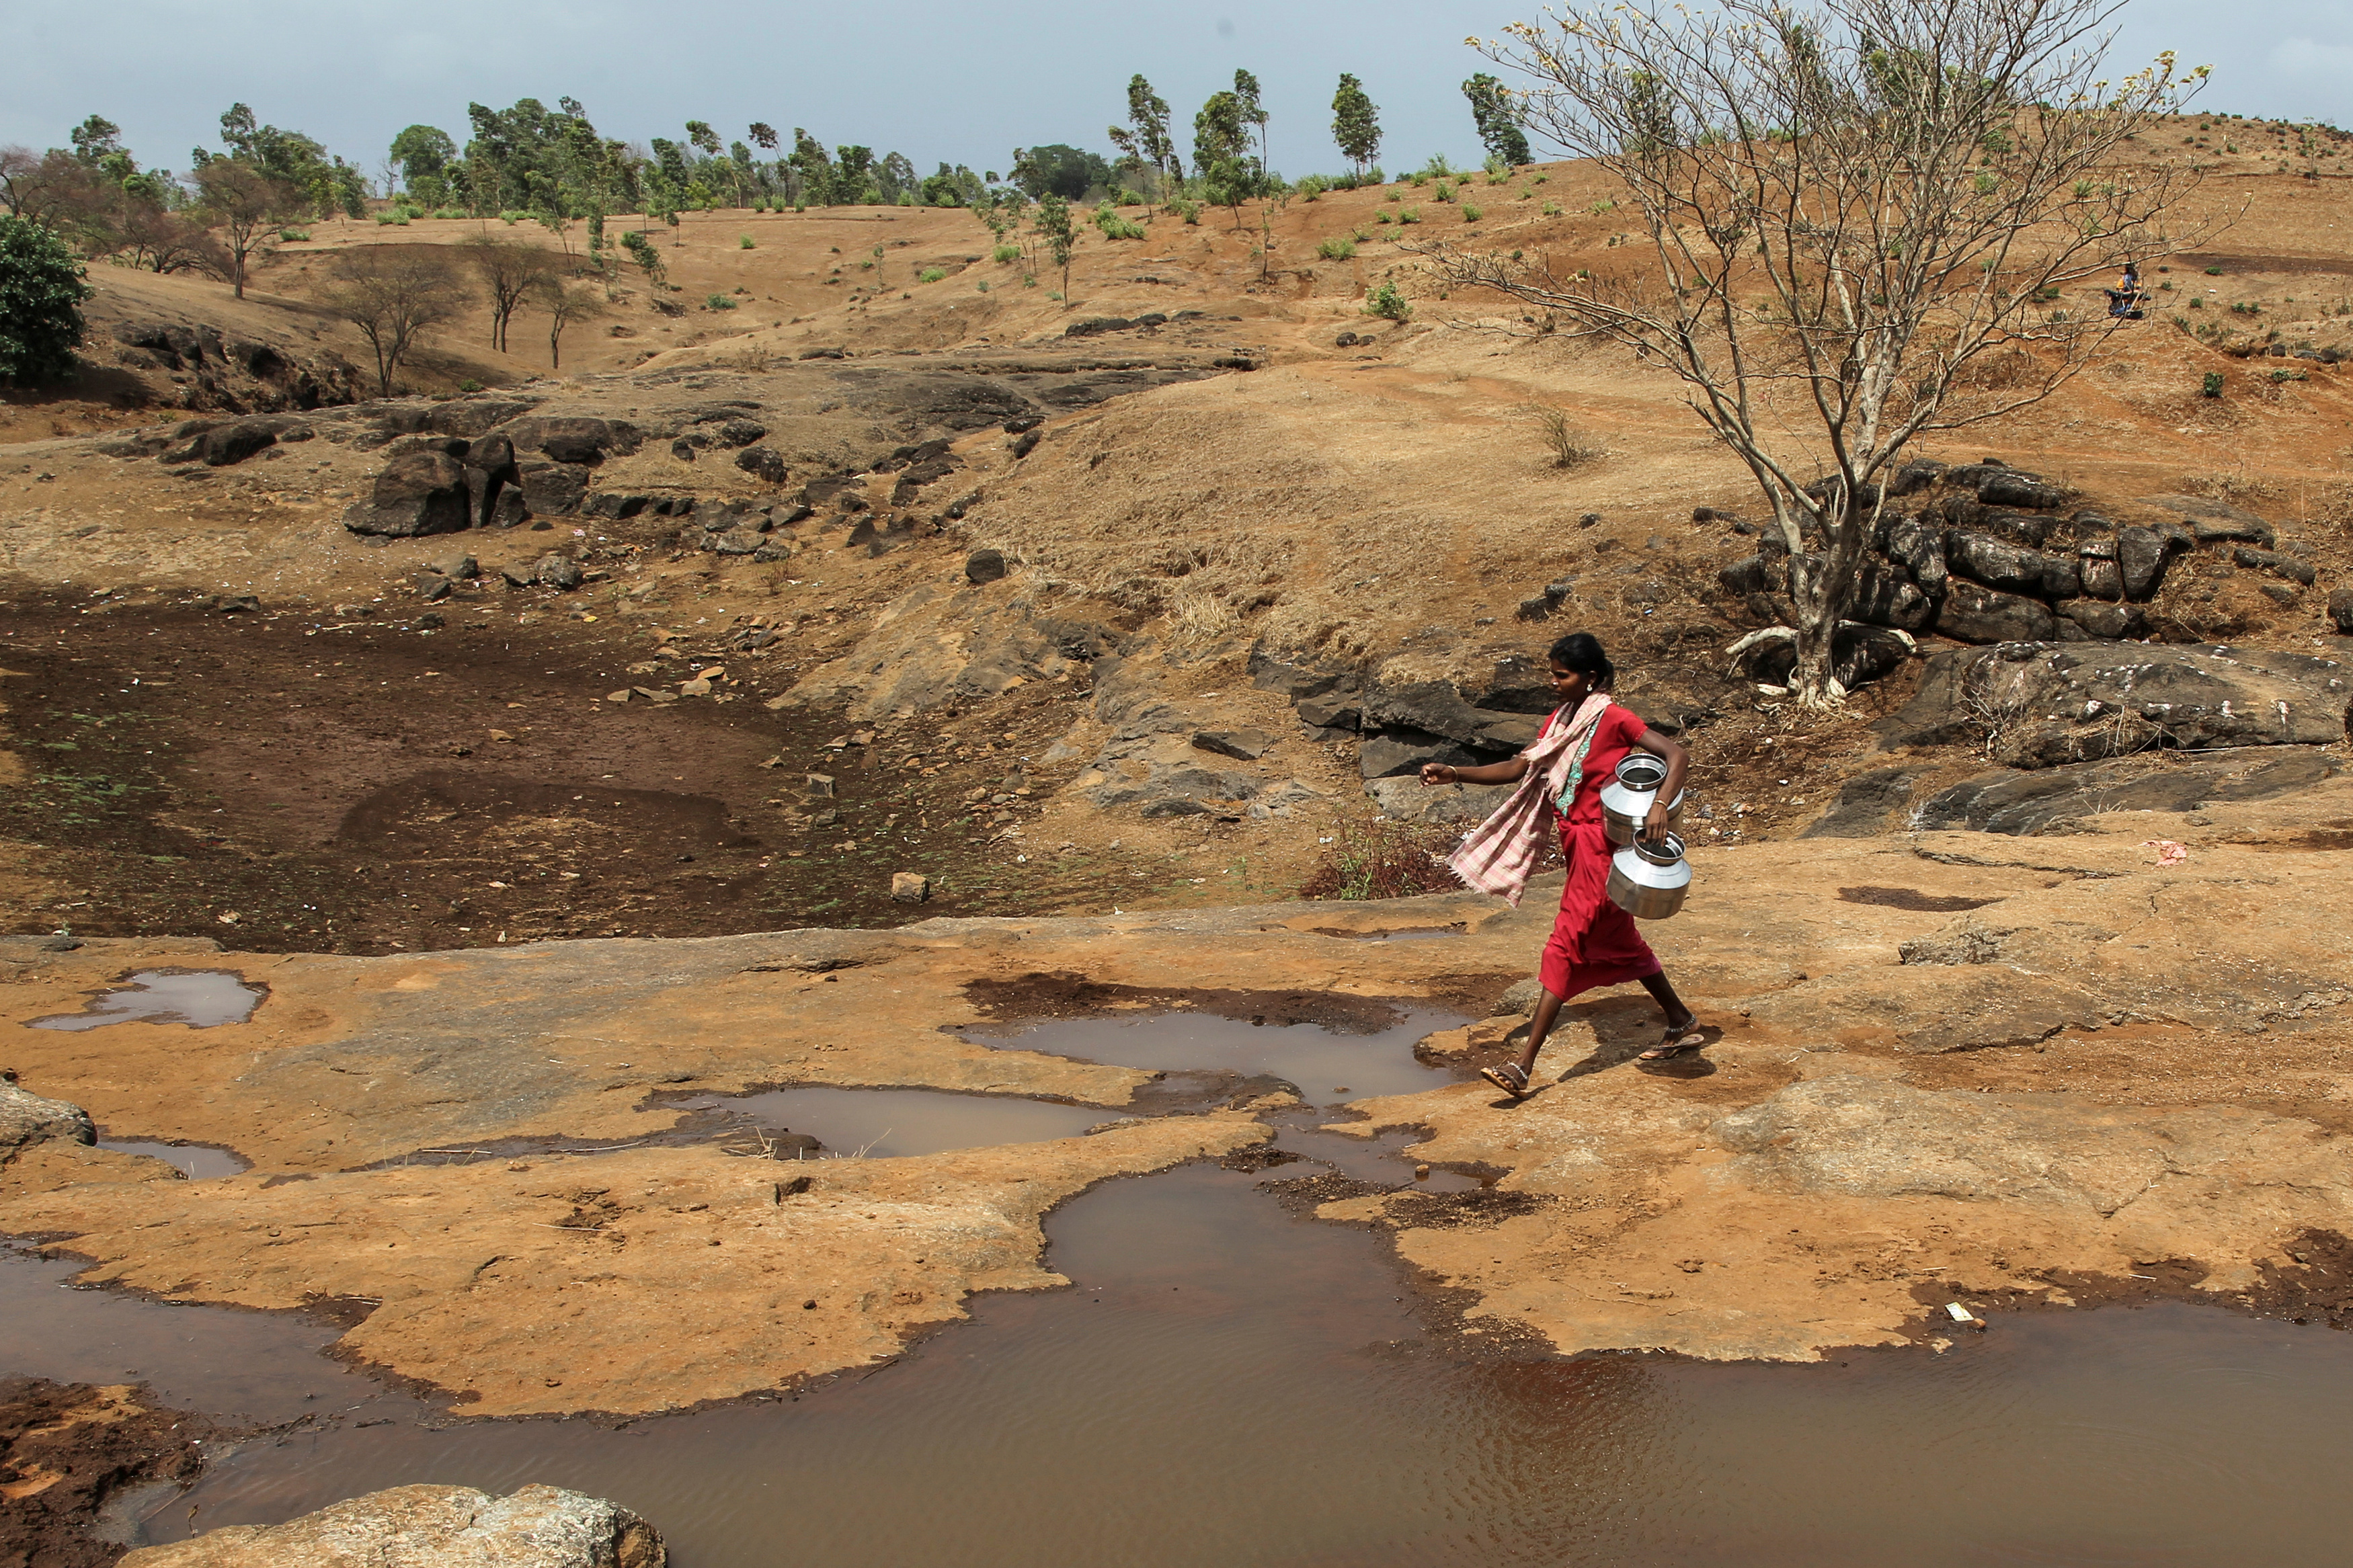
(1883, 515, 1948, 596)
(1358, 727, 1484, 779)
(1247, 644, 1362, 704)
(2058, 600, 2146, 640)
(195, 420, 278, 466)
(1947, 533, 2077, 597)
(1979, 471, 2066, 509)
(1851, 561, 1933, 632)
(2141, 493, 2275, 548)
(2116, 524, 2186, 600)
(518, 461, 588, 516)
(733, 445, 789, 485)
(1884, 459, 1946, 497)
(1718, 554, 1775, 596)
(2330, 588, 2353, 635)
(2232, 546, 2316, 587)
(489, 489, 530, 528)
(714, 419, 768, 448)
(1798, 767, 1919, 838)
(500, 415, 641, 464)
(1936, 581, 2057, 643)
(965, 548, 1009, 585)
(1064, 317, 1134, 337)
(535, 554, 584, 590)
(343, 451, 471, 538)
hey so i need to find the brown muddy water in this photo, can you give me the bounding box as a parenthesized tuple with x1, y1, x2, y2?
(967, 1009, 1466, 1110)
(9, 1167, 2353, 1567)
(9, 1011, 2353, 1565)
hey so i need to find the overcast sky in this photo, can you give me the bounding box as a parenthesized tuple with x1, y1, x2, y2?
(7, 0, 2350, 183)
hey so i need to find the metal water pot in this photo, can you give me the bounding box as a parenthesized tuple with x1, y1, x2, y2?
(1607, 833, 1692, 919)
(1601, 782, 1685, 847)
(1613, 753, 1669, 791)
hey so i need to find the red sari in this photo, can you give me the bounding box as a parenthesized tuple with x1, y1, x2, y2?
(1537, 702, 1663, 1001)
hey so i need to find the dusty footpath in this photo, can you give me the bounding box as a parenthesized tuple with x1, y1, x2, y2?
(5, 770, 2352, 1419)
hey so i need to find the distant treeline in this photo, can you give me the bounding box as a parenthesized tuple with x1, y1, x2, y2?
(0, 70, 1543, 274)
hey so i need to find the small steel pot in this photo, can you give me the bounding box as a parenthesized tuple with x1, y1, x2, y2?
(1607, 833, 1692, 920)
(1601, 782, 1685, 848)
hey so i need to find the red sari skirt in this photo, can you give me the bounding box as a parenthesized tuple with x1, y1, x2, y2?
(1539, 815, 1663, 1001)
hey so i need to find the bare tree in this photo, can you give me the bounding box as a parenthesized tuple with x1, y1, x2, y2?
(318, 249, 469, 395)
(1426, 0, 2212, 703)
(192, 159, 301, 299)
(461, 234, 553, 354)
(534, 274, 605, 369)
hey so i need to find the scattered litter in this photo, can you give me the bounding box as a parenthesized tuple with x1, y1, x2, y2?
(2142, 839, 2189, 867)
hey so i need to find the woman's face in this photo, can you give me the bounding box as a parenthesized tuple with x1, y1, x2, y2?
(1549, 660, 1591, 702)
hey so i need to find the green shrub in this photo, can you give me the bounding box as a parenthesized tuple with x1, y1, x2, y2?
(278, 226, 311, 241)
(1397, 207, 1422, 224)
(1170, 198, 1201, 224)
(432, 208, 467, 220)
(739, 234, 755, 249)
(1116, 188, 1145, 206)
(2202, 371, 2225, 397)
(1419, 155, 1456, 179)
(1297, 175, 1329, 202)
(1462, 204, 1483, 222)
(1364, 280, 1410, 321)
(993, 244, 1021, 263)
(1317, 235, 1357, 260)
(1094, 208, 1146, 240)
(2204, 265, 2224, 275)
(1298, 811, 1461, 901)
(1433, 181, 1455, 203)
(500, 210, 528, 224)
(975, 280, 990, 292)
(918, 266, 947, 283)
(1375, 210, 1394, 225)
(457, 378, 483, 393)
(1542, 201, 1561, 216)
(375, 212, 409, 226)
(0, 215, 93, 386)
(2189, 296, 2203, 308)
(705, 293, 738, 310)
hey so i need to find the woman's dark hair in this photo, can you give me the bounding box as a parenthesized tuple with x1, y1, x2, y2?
(1548, 632, 1616, 690)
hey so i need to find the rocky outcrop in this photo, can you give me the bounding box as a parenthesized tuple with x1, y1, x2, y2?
(0, 1075, 95, 1155)
(342, 450, 471, 538)
(118, 1483, 664, 1568)
(1915, 747, 2339, 834)
(1720, 460, 2327, 649)
(1875, 642, 2352, 764)
(108, 320, 363, 414)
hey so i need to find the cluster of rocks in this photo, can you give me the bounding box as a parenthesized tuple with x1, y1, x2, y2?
(108, 319, 363, 413)
(119, 1483, 665, 1568)
(1718, 458, 2325, 649)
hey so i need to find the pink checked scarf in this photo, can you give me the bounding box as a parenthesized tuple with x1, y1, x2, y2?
(1445, 692, 1611, 907)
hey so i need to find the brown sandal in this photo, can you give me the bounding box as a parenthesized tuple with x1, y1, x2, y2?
(1480, 1062, 1531, 1098)
(1638, 1018, 1704, 1062)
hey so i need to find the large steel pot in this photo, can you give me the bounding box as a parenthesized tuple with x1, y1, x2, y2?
(1601, 782, 1685, 847)
(1613, 753, 1669, 792)
(1607, 833, 1692, 920)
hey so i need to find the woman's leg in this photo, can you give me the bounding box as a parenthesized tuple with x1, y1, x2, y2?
(1636, 971, 1702, 1059)
(1511, 986, 1568, 1079)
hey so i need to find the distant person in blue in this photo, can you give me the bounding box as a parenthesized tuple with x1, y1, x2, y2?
(2105, 262, 2146, 321)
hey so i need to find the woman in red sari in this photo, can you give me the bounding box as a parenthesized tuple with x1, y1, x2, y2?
(1419, 632, 1700, 1097)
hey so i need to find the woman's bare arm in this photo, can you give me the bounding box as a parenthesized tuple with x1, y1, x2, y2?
(1629, 727, 1689, 840)
(1418, 755, 1529, 787)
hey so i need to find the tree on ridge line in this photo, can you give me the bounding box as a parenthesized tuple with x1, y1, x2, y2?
(1426, 0, 2214, 705)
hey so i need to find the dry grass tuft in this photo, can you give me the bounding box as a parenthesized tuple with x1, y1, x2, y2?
(1525, 405, 1605, 470)
(2176, 467, 2282, 506)
(1298, 811, 1464, 901)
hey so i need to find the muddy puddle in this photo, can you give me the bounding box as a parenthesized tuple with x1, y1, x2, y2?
(13, 1163, 2353, 1566)
(674, 1086, 1108, 1159)
(26, 971, 266, 1030)
(969, 1008, 1463, 1109)
(95, 1141, 251, 1180)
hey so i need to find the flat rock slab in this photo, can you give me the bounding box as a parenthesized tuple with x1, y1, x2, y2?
(1917, 747, 2339, 835)
(120, 1483, 664, 1568)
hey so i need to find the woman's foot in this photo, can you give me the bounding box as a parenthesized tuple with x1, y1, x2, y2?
(1479, 1061, 1532, 1098)
(1636, 1013, 1704, 1062)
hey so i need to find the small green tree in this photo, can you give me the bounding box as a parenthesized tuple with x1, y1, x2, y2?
(1108, 75, 1183, 209)
(1195, 91, 1259, 227)
(1332, 74, 1382, 178)
(1234, 69, 1271, 174)
(0, 216, 93, 386)
(1463, 73, 1533, 168)
(621, 228, 664, 285)
(1034, 193, 1075, 301)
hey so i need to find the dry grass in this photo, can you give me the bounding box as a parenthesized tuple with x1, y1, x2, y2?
(1524, 405, 1606, 470)
(1298, 811, 1464, 901)
(2176, 466, 2284, 505)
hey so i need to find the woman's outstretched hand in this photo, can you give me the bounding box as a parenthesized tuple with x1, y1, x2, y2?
(1419, 761, 1455, 787)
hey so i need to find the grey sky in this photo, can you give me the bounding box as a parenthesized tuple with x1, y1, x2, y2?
(7, 0, 2349, 184)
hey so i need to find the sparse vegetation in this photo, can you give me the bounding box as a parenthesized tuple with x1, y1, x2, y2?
(993, 243, 1021, 263)
(917, 265, 947, 283)
(739, 234, 754, 248)
(317, 247, 467, 396)
(1332, 73, 1382, 178)
(1364, 280, 1410, 320)
(1298, 812, 1462, 901)
(1462, 204, 1484, 222)
(705, 292, 737, 309)
(2202, 371, 2225, 397)
(1527, 405, 1603, 468)
(1317, 235, 1357, 260)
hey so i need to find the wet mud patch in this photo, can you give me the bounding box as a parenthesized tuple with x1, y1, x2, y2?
(1837, 885, 2003, 913)
(0, 1377, 222, 1568)
(961, 973, 1408, 1034)
(93, 1141, 249, 1180)
(664, 1085, 1108, 1159)
(1375, 1189, 1546, 1231)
